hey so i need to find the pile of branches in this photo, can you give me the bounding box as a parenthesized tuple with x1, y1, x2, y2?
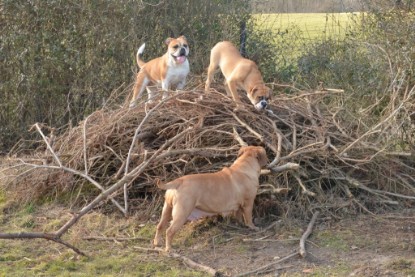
(3, 87, 415, 219)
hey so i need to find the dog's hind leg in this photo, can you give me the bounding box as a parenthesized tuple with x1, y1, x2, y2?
(205, 60, 218, 92)
(153, 202, 172, 247)
(130, 73, 149, 107)
(165, 201, 194, 251)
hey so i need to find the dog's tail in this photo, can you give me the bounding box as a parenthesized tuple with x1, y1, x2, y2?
(136, 43, 146, 68)
(156, 178, 182, 190)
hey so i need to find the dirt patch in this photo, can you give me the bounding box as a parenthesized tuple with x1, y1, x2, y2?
(1, 205, 414, 276)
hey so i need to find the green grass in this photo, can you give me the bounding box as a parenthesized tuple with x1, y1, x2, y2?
(253, 12, 361, 40)
(0, 240, 208, 277)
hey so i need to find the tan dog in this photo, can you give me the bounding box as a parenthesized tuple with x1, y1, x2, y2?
(130, 36, 190, 107)
(153, 146, 268, 251)
(205, 41, 271, 111)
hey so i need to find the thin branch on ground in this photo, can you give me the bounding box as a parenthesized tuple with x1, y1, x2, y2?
(299, 211, 320, 258)
(134, 246, 220, 276)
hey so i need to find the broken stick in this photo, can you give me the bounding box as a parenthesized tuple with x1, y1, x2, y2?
(299, 211, 320, 258)
(134, 246, 220, 276)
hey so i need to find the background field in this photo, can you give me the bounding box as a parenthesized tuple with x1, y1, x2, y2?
(254, 13, 359, 40)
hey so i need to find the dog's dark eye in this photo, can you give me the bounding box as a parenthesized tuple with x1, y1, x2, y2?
(183, 44, 188, 48)
(173, 45, 179, 49)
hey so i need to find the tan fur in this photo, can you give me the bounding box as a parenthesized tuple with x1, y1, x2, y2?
(130, 36, 190, 107)
(205, 41, 271, 111)
(153, 146, 268, 251)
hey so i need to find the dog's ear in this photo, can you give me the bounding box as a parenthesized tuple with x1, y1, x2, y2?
(165, 37, 174, 45)
(256, 148, 268, 167)
(267, 87, 272, 100)
(178, 35, 187, 41)
(237, 146, 247, 157)
(250, 86, 259, 97)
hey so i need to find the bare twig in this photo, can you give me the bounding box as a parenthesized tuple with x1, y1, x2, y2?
(293, 173, 316, 197)
(232, 126, 247, 146)
(0, 232, 85, 256)
(299, 211, 320, 258)
(236, 251, 298, 277)
(31, 123, 62, 167)
(134, 246, 220, 276)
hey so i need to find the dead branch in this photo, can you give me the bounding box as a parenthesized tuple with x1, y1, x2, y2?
(30, 124, 126, 214)
(340, 85, 414, 155)
(299, 211, 320, 258)
(30, 123, 62, 167)
(236, 251, 299, 277)
(134, 246, 220, 276)
(232, 126, 247, 146)
(261, 162, 300, 174)
(293, 172, 316, 197)
(0, 232, 85, 256)
(231, 112, 264, 143)
(83, 236, 148, 241)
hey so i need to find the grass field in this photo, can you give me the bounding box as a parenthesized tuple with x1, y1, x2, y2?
(253, 13, 361, 40)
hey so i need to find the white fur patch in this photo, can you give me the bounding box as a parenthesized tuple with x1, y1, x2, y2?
(137, 43, 146, 56)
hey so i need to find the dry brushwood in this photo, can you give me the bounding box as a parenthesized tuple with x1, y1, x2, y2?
(1, 84, 414, 253)
(3, 87, 415, 212)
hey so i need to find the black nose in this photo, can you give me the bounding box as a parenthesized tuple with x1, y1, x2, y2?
(261, 100, 267, 108)
(179, 48, 186, 56)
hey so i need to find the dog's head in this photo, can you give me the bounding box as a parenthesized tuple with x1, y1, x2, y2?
(248, 85, 271, 111)
(165, 35, 190, 65)
(238, 146, 268, 167)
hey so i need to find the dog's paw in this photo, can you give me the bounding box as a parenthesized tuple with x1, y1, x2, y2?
(153, 238, 162, 247)
(164, 246, 176, 254)
(247, 224, 260, 231)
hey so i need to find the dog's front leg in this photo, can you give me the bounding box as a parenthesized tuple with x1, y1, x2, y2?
(227, 80, 243, 111)
(161, 80, 169, 99)
(176, 79, 186, 91)
(242, 199, 259, 231)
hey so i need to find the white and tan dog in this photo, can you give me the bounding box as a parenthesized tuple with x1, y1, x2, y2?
(130, 36, 190, 107)
(153, 146, 268, 251)
(205, 41, 271, 111)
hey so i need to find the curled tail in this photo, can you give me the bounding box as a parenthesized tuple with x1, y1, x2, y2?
(156, 178, 182, 190)
(136, 43, 146, 68)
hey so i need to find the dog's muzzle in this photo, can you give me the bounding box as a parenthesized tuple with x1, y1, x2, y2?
(255, 99, 268, 110)
(172, 47, 187, 64)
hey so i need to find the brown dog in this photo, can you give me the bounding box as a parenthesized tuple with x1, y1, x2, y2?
(130, 36, 190, 107)
(153, 146, 268, 251)
(205, 41, 271, 111)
